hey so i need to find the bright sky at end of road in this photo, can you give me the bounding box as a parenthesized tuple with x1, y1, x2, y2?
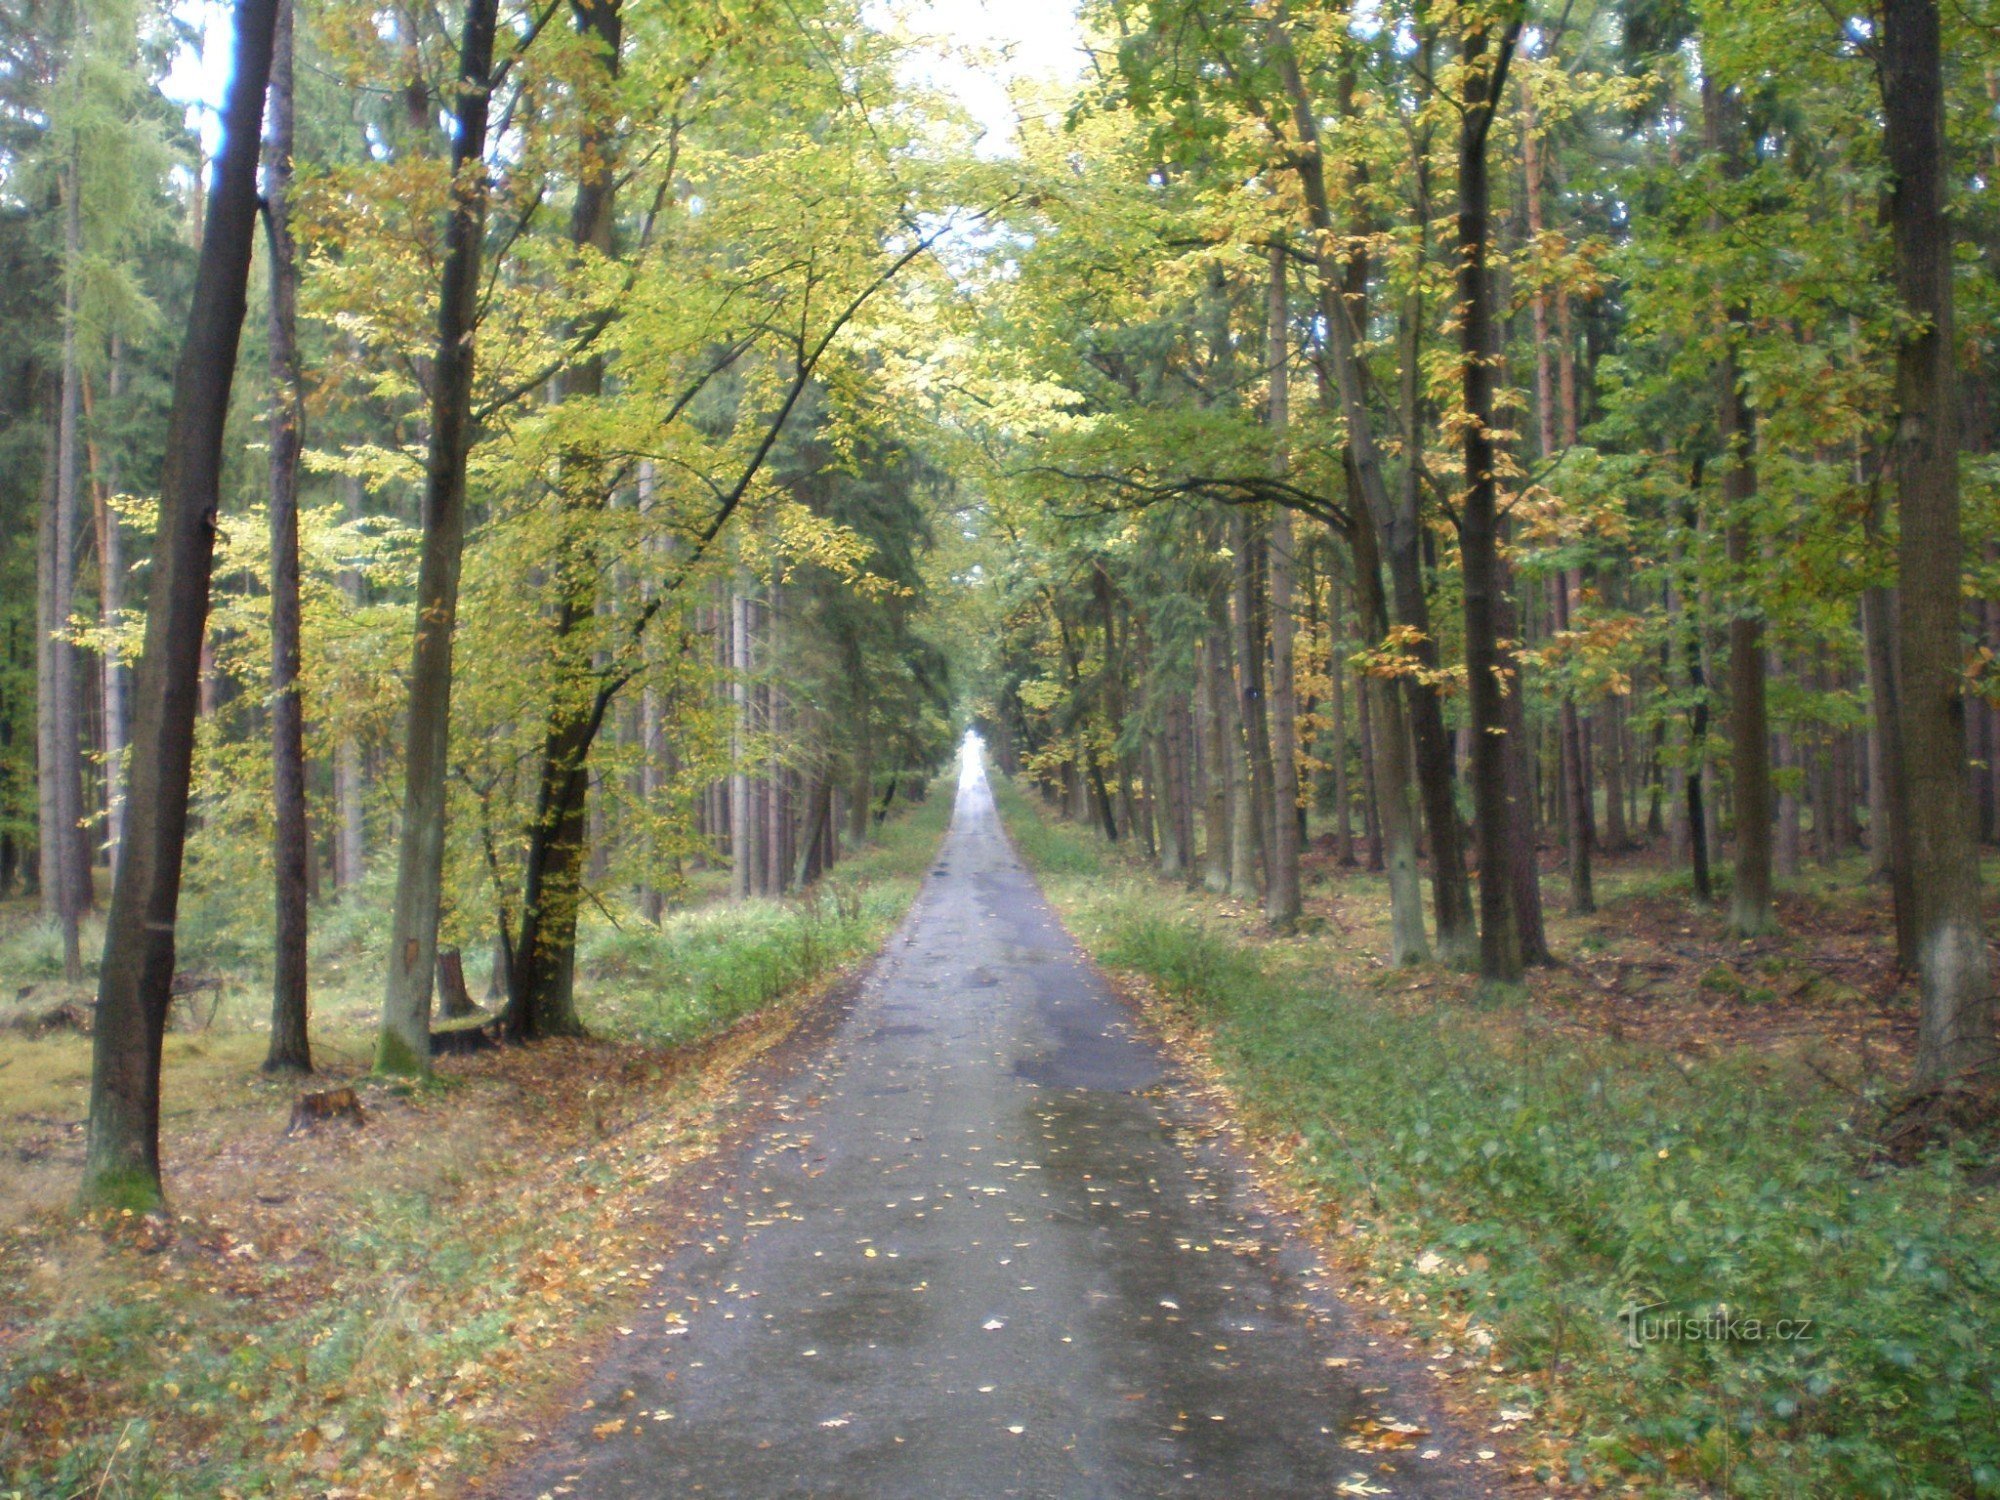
(164, 0, 1086, 159)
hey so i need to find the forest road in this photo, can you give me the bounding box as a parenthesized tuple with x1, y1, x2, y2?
(490, 744, 1492, 1499)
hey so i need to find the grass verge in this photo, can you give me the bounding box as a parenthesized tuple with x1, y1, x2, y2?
(0, 786, 950, 1499)
(992, 774, 2000, 1499)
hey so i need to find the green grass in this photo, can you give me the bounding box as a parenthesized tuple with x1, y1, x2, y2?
(992, 774, 2000, 1499)
(580, 785, 952, 1046)
(0, 786, 954, 1499)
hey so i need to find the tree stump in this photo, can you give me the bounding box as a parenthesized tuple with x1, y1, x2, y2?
(287, 1086, 365, 1134)
(436, 945, 480, 1019)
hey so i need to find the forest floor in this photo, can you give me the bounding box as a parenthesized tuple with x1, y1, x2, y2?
(992, 778, 2000, 1497)
(0, 789, 951, 1499)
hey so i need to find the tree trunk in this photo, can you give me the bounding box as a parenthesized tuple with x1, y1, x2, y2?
(1195, 634, 1230, 891)
(1264, 247, 1302, 929)
(1230, 512, 1272, 892)
(1269, 11, 1473, 962)
(51, 153, 86, 979)
(1212, 613, 1256, 896)
(1678, 519, 1715, 904)
(82, 0, 279, 1209)
(1863, 574, 1916, 960)
(263, 0, 312, 1073)
(1457, 13, 1525, 983)
(1347, 504, 1428, 963)
(1329, 575, 1353, 865)
(1881, 0, 1995, 1090)
(731, 586, 755, 898)
(91, 340, 130, 872)
(376, 0, 499, 1076)
(333, 472, 366, 890)
(436, 945, 479, 1019)
(501, 0, 623, 1043)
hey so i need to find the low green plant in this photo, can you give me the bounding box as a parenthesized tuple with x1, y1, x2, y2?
(579, 782, 952, 1048)
(993, 775, 2000, 1499)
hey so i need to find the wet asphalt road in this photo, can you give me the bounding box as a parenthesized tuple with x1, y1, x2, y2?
(497, 747, 1487, 1499)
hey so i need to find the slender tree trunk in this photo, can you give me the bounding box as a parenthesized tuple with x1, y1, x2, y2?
(1264, 251, 1303, 928)
(1601, 690, 1630, 850)
(82, 0, 279, 1208)
(1528, 82, 1591, 917)
(1881, 0, 1995, 1090)
(1230, 512, 1273, 888)
(1329, 574, 1354, 865)
(92, 340, 129, 871)
(1457, 11, 1525, 982)
(376, 0, 499, 1076)
(333, 473, 366, 891)
(731, 587, 754, 900)
(1271, 11, 1472, 962)
(1213, 615, 1257, 896)
(1348, 505, 1428, 963)
(1677, 511, 1715, 904)
(502, 0, 623, 1042)
(50, 154, 86, 979)
(263, 0, 311, 1073)
(1357, 628, 1384, 872)
(1196, 635, 1230, 891)
(35, 378, 59, 914)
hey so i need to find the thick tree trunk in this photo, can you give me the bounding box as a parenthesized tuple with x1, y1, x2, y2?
(263, 0, 312, 1073)
(82, 0, 279, 1208)
(376, 0, 499, 1074)
(1881, 0, 1995, 1090)
(1457, 13, 1525, 982)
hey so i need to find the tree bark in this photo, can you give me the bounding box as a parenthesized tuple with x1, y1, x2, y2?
(92, 339, 130, 872)
(264, 0, 312, 1073)
(1270, 12, 1471, 962)
(732, 586, 755, 899)
(82, 0, 279, 1208)
(1229, 513, 1271, 891)
(376, 0, 499, 1076)
(51, 151, 86, 979)
(501, 0, 623, 1042)
(1265, 247, 1302, 929)
(1457, 9, 1525, 982)
(1881, 0, 1995, 1090)
(1347, 502, 1428, 963)
(1195, 633, 1231, 891)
